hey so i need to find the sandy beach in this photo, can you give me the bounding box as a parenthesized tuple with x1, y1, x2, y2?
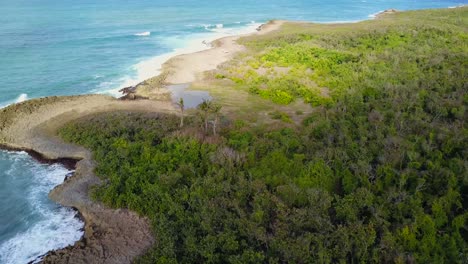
(0, 21, 285, 263)
(135, 20, 286, 98)
(160, 20, 285, 84)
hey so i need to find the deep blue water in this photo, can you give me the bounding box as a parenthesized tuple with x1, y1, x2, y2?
(0, 0, 466, 263)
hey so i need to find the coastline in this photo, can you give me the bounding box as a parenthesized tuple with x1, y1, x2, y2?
(97, 21, 265, 97)
(0, 6, 465, 262)
(0, 21, 285, 263)
(0, 12, 403, 261)
(129, 11, 398, 99)
(0, 95, 176, 263)
(160, 20, 286, 85)
(0, 144, 78, 170)
(133, 20, 286, 98)
(1, 8, 444, 261)
(0, 9, 414, 261)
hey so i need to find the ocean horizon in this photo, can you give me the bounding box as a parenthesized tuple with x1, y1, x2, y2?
(0, 1, 467, 263)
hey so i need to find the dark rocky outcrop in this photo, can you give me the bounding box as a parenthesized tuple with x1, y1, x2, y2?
(119, 86, 149, 100)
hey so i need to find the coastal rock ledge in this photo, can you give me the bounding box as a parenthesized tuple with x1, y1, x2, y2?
(41, 157, 154, 264)
(375, 9, 399, 18)
(0, 95, 176, 263)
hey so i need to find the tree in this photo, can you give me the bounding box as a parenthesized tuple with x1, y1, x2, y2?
(198, 100, 211, 134)
(209, 103, 222, 136)
(176, 97, 185, 128)
(197, 100, 222, 135)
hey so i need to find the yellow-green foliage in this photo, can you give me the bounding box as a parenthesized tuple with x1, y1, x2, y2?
(269, 110, 292, 123)
(219, 7, 468, 107)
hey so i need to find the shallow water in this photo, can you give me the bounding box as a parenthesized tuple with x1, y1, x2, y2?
(169, 83, 212, 109)
(0, 0, 466, 262)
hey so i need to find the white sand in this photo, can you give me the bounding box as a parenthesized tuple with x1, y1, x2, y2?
(156, 20, 286, 85)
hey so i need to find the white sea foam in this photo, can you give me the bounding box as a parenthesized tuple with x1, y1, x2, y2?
(0, 207, 83, 264)
(0, 93, 29, 109)
(0, 101, 10, 109)
(15, 93, 28, 103)
(134, 31, 151, 36)
(96, 21, 262, 97)
(323, 19, 362, 24)
(448, 4, 466, 8)
(368, 10, 381, 18)
(0, 151, 84, 264)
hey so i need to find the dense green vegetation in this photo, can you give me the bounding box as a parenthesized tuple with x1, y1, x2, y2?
(60, 8, 467, 264)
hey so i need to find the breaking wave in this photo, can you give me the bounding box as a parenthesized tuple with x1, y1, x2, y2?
(134, 31, 151, 36)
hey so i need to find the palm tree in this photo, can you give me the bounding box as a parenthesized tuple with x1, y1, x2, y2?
(197, 100, 222, 135)
(176, 97, 185, 128)
(209, 103, 222, 135)
(197, 100, 211, 133)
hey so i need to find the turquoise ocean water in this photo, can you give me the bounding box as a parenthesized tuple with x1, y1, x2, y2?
(0, 0, 466, 262)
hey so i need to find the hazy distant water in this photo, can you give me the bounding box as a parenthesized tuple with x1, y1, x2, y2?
(0, 0, 466, 263)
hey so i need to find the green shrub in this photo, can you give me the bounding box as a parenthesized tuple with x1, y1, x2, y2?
(269, 110, 293, 123)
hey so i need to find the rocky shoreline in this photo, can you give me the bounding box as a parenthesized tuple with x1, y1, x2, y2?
(0, 21, 285, 263)
(0, 95, 176, 263)
(0, 144, 78, 170)
(375, 8, 399, 18)
(0, 141, 153, 264)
